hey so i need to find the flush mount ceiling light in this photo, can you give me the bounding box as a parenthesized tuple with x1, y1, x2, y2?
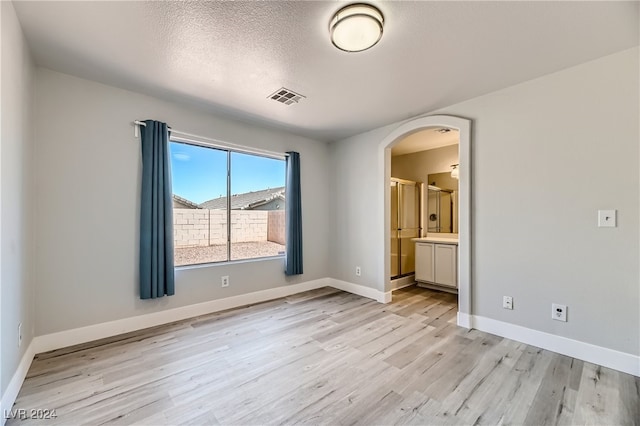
(330, 3, 384, 52)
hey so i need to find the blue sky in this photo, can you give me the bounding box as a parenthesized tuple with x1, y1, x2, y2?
(169, 142, 285, 204)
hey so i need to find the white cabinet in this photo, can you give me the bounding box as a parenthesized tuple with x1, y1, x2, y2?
(415, 242, 457, 288)
(434, 244, 457, 287)
(415, 242, 434, 283)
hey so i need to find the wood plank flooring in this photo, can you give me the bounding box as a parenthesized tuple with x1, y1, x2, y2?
(7, 286, 639, 425)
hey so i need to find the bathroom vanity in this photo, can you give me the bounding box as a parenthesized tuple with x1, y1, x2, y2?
(412, 237, 458, 292)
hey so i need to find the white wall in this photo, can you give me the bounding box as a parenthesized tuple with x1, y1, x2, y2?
(0, 1, 35, 396)
(330, 48, 640, 356)
(33, 69, 330, 335)
(330, 124, 396, 292)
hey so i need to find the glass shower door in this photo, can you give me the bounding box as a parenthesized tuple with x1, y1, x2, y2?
(391, 179, 421, 279)
(399, 183, 420, 276)
(390, 181, 399, 278)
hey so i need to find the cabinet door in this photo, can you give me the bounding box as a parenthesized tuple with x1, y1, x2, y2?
(415, 243, 434, 283)
(435, 244, 457, 288)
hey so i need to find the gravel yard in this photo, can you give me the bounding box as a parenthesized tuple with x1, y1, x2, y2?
(175, 241, 285, 266)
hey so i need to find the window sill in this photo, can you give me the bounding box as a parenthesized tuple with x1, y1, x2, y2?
(175, 254, 285, 271)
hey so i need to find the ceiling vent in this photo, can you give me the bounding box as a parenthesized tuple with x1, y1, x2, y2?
(268, 87, 305, 105)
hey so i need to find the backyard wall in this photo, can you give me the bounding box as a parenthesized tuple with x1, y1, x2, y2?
(174, 209, 283, 247)
(267, 211, 285, 245)
(231, 211, 268, 244)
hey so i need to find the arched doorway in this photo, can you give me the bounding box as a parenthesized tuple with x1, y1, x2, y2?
(378, 115, 472, 327)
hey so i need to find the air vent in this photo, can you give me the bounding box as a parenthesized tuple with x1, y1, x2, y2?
(268, 87, 305, 105)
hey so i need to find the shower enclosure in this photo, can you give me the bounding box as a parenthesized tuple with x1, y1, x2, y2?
(390, 178, 422, 279)
(426, 185, 454, 233)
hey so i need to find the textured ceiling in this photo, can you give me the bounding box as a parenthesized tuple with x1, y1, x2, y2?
(13, 1, 639, 142)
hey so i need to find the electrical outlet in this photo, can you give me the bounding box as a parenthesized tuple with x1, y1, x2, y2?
(18, 323, 22, 347)
(552, 303, 567, 322)
(221, 276, 229, 288)
(502, 296, 513, 310)
(355, 266, 361, 276)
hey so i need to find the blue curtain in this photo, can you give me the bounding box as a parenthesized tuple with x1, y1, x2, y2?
(139, 120, 175, 299)
(285, 152, 303, 275)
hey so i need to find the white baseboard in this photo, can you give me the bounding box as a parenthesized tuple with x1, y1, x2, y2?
(1, 339, 37, 426)
(329, 279, 391, 303)
(33, 278, 330, 354)
(470, 315, 640, 377)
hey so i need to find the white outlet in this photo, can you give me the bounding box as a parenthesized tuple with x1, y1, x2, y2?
(221, 276, 229, 288)
(552, 303, 567, 322)
(355, 266, 361, 276)
(502, 296, 513, 310)
(18, 323, 22, 347)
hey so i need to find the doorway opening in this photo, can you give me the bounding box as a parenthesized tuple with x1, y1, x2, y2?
(379, 115, 471, 327)
(389, 128, 459, 289)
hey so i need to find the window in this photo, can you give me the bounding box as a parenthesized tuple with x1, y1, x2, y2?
(170, 141, 286, 266)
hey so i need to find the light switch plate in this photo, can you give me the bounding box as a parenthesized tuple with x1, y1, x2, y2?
(598, 210, 616, 227)
(502, 296, 513, 310)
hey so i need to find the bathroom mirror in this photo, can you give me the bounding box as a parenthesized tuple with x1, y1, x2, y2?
(426, 172, 458, 233)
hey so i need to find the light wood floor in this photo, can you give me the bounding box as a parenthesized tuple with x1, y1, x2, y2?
(9, 286, 639, 425)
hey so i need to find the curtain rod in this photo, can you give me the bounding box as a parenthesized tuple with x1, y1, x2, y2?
(133, 120, 288, 160)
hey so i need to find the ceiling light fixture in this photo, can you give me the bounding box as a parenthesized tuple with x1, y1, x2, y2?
(330, 3, 384, 53)
(451, 164, 459, 179)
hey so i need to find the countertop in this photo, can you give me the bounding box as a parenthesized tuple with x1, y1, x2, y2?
(412, 237, 459, 245)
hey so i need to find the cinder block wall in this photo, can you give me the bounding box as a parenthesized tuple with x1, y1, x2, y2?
(230, 211, 268, 243)
(173, 209, 272, 247)
(268, 210, 285, 244)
